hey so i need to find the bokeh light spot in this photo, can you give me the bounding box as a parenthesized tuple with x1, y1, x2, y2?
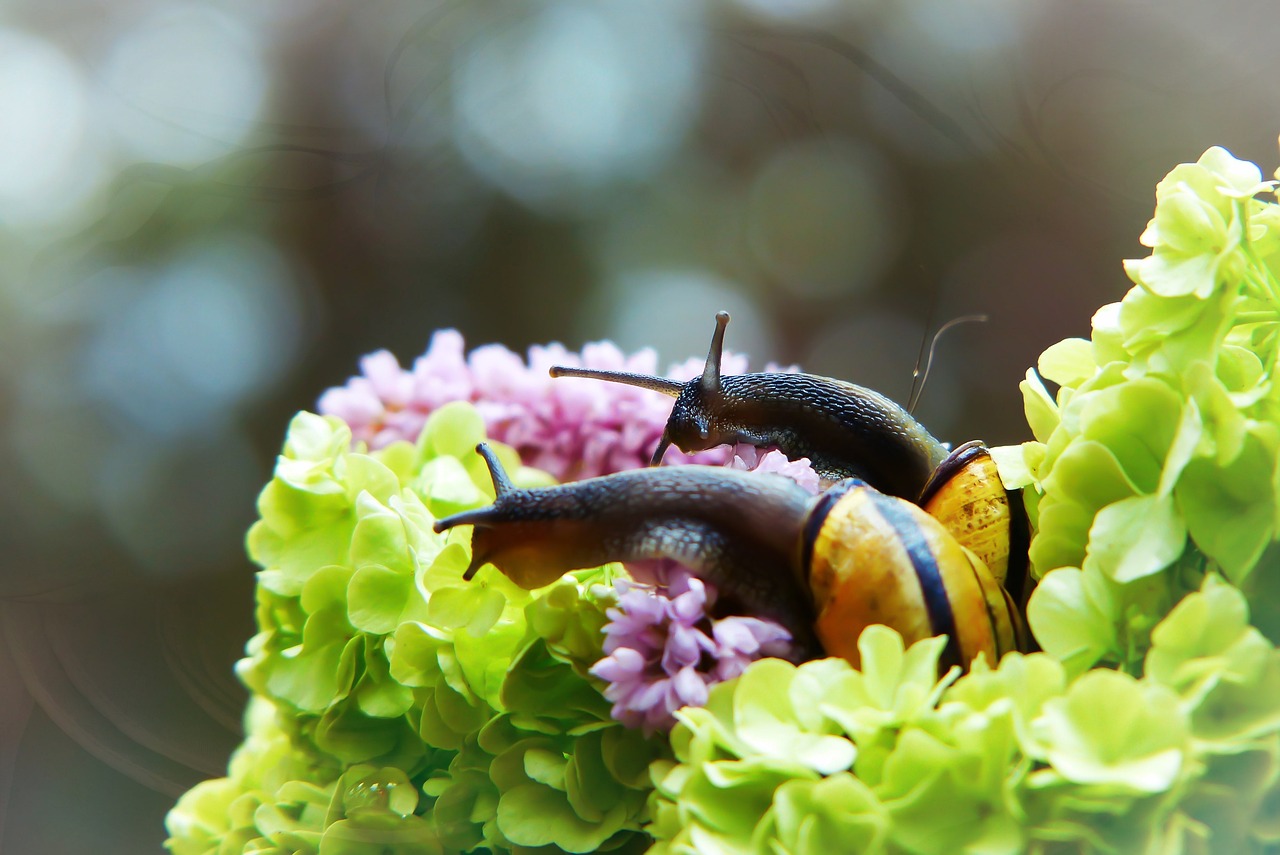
(731, 0, 865, 25)
(747, 139, 904, 299)
(907, 0, 1041, 56)
(596, 269, 772, 367)
(453, 0, 703, 208)
(0, 29, 101, 224)
(82, 235, 306, 438)
(101, 3, 268, 165)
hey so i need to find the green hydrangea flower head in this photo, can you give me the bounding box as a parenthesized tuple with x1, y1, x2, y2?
(167, 403, 664, 854)
(995, 146, 1280, 674)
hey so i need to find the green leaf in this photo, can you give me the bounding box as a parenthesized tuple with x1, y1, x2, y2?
(1029, 669, 1188, 793)
(1084, 493, 1186, 583)
(1177, 429, 1277, 582)
(1038, 338, 1096, 389)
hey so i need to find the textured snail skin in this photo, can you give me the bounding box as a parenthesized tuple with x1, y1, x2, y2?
(669, 372, 949, 499)
(433, 445, 821, 656)
(550, 310, 949, 501)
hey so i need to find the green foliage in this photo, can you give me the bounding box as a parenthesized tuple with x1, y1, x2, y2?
(993, 146, 1280, 672)
(166, 404, 663, 855)
(650, 603, 1280, 854)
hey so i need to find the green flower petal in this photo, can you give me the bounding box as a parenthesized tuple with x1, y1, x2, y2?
(346, 564, 413, 636)
(759, 774, 888, 855)
(1020, 369, 1061, 445)
(1178, 428, 1277, 582)
(732, 659, 856, 775)
(1084, 493, 1186, 583)
(1026, 566, 1120, 673)
(1037, 337, 1096, 389)
(1029, 670, 1188, 792)
(496, 782, 628, 853)
(415, 401, 488, 466)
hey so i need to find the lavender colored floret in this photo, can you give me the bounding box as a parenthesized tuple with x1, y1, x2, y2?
(591, 562, 796, 733)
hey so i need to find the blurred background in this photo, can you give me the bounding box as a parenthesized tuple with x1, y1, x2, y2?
(2, 0, 1279, 850)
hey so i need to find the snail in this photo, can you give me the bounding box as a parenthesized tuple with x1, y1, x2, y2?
(433, 443, 1026, 671)
(550, 311, 947, 500)
(550, 311, 1030, 601)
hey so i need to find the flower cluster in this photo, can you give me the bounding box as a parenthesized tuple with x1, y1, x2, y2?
(591, 564, 794, 733)
(318, 329, 779, 481)
(315, 331, 819, 733)
(994, 146, 1280, 672)
(166, 405, 665, 855)
(169, 147, 1280, 855)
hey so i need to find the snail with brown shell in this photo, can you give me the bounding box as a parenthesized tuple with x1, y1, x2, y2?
(434, 313, 1031, 671)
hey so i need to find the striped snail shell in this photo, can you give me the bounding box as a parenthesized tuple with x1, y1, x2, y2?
(804, 478, 1025, 670)
(434, 444, 1027, 671)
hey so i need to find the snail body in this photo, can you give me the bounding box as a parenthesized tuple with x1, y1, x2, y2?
(551, 311, 1031, 607)
(550, 311, 949, 499)
(434, 444, 1025, 670)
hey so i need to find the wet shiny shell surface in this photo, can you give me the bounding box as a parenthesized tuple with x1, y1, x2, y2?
(806, 480, 1019, 671)
(920, 442, 1017, 587)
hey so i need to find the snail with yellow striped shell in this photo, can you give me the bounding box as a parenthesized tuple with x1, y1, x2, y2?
(434, 313, 1031, 670)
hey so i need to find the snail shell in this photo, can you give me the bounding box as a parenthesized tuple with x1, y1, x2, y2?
(805, 478, 1024, 671)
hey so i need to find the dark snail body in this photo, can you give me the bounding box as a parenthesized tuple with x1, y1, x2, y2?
(436, 444, 1024, 671)
(550, 311, 948, 499)
(697, 372, 948, 497)
(435, 445, 821, 654)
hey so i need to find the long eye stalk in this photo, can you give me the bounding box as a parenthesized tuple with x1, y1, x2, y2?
(547, 365, 684, 396)
(699, 310, 729, 394)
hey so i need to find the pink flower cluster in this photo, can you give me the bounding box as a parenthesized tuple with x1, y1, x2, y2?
(590, 562, 795, 733)
(318, 330, 758, 481)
